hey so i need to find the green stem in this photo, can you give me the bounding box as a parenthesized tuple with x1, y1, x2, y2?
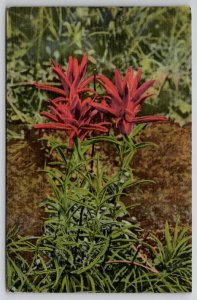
(75, 204, 85, 244)
(90, 68, 97, 173)
(73, 138, 86, 260)
(90, 144, 95, 173)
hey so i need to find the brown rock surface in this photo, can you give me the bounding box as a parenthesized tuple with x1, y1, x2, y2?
(124, 121, 191, 230)
(6, 139, 49, 236)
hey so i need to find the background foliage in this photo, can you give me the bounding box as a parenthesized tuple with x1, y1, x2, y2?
(7, 6, 191, 139)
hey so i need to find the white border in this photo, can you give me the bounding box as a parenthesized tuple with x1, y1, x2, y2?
(1, 1, 196, 299)
(2, 0, 194, 7)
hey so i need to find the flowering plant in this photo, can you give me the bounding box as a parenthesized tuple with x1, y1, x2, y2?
(35, 53, 95, 98)
(92, 69, 167, 135)
(34, 53, 167, 146)
(30, 54, 170, 291)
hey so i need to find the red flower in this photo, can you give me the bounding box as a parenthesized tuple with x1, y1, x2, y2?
(34, 53, 95, 102)
(91, 68, 167, 135)
(34, 95, 110, 147)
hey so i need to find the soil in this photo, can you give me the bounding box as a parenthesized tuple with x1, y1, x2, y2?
(6, 121, 191, 236)
(6, 138, 48, 236)
(126, 121, 191, 231)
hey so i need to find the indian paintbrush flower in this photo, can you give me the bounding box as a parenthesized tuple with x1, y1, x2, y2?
(34, 53, 167, 145)
(34, 53, 96, 102)
(34, 54, 110, 146)
(90, 68, 167, 135)
(34, 95, 110, 147)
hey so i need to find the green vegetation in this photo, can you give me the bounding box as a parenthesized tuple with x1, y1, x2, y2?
(7, 134, 192, 292)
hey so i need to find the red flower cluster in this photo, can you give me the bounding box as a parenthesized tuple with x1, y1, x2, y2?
(91, 68, 167, 135)
(34, 53, 167, 146)
(35, 53, 95, 99)
(35, 95, 109, 146)
(34, 54, 110, 146)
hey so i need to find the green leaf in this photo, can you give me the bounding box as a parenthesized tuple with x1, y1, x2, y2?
(130, 124, 146, 137)
(53, 260, 68, 290)
(61, 275, 70, 292)
(74, 138, 84, 160)
(136, 141, 158, 149)
(87, 273, 96, 292)
(79, 274, 84, 292)
(164, 222, 172, 253)
(83, 135, 122, 146)
(72, 237, 110, 274)
(122, 179, 155, 190)
(6, 258, 14, 290)
(49, 142, 68, 154)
